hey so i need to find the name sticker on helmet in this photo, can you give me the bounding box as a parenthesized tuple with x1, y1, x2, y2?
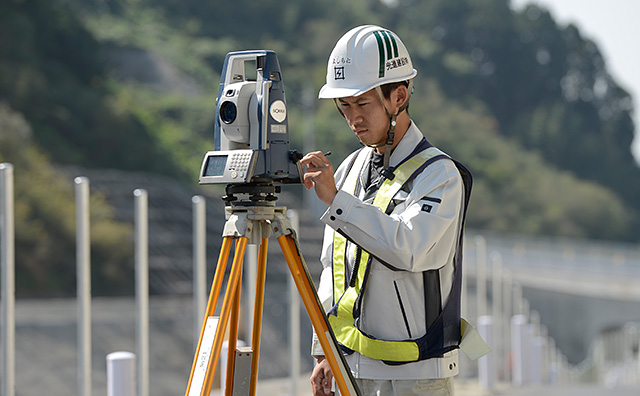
(332, 57, 352, 65)
(386, 57, 409, 72)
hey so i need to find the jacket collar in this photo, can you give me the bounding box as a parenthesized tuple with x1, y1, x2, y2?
(387, 121, 422, 167)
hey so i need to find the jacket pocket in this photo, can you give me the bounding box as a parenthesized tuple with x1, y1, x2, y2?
(393, 280, 413, 338)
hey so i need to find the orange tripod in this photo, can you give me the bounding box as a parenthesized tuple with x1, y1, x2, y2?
(184, 203, 360, 396)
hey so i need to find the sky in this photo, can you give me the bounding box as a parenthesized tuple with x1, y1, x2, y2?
(511, 0, 640, 164)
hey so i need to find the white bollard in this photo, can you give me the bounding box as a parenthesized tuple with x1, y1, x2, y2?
(524, 321, 536, 383)
(501, 272, 513, 383)
(490, 252, 502, 380)
(531, 335, 545, 384)
(511, 314, 530, 386)
(221, 340, 247, 393)
(134, 189, 149, 396)
(287, 209, 301, 396)
(512, 284, 523, 316)
(245, 245, 258, 342)
(75, 177, 92, 396)
(475, 236, 487, 318)
(192, 195, 207, 348)
(478, 316, 495, 388)
(637, 333, 640, 387)
(1, 163, 15, 396)
(107, 352, 136, 396)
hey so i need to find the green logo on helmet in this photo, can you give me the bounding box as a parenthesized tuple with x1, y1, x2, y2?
(373, 30, 408, 78)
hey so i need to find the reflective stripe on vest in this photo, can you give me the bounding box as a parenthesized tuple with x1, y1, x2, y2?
(330, 146, 447, 362)
(332, 147, 372, 303)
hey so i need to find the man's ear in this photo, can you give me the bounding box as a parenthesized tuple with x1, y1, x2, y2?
(393, 85, 409, 112)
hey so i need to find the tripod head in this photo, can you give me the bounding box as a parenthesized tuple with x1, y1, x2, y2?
(220, 182, 288, 245)
(221, 182, 280, 208)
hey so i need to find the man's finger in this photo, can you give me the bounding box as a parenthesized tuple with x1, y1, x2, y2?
(301, 151, 331, 168)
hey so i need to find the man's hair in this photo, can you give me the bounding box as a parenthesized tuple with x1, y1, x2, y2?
(380, 81, 409, 99)
(379, 81, 410, 112)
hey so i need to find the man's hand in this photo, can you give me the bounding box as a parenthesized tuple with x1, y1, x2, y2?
(310, 356, 334, 396)
(300, 151, 338, 206)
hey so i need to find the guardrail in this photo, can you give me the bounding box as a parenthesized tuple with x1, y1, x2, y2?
(464, 234, 640, 390)
(0, 163, 304, 396)
(2, 162, 639, 394)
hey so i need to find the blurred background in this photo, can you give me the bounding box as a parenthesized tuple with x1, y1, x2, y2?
(1, 0, 639, 395)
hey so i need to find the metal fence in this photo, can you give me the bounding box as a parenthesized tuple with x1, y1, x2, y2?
(2, 162, 640, 395)
(0, 164, 306, 396)
(463, 233, 640, 390)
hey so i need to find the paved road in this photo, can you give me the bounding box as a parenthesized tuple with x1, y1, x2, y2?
(210, 377, 640, 396)
(479, 384, 640, 396)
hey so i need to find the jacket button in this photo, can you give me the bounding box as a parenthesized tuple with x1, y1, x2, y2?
(330, 216, 336, 221)
(336, 209, 343, 215)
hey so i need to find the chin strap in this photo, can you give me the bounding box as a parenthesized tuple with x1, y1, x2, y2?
(374, 79, 413, 179)
(333, 80, 414, 180)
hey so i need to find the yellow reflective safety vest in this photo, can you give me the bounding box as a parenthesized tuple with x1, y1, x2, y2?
(328, 140, 473, 363)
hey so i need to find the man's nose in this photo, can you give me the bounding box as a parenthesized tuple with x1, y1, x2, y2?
(346, 107, 364, 124)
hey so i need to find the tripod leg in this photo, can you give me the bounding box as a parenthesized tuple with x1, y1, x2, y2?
(185, 236, 233, 396)
(224, 254, 243, 396)
(277, 234, 361, 396)
(249, 237, 269, 396)
(200, 236, 248, 396)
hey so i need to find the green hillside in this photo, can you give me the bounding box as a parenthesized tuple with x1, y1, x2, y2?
(1, 0, 638, 295)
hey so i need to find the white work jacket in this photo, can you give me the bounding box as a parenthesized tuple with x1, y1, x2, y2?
(311, 122, 465, 380)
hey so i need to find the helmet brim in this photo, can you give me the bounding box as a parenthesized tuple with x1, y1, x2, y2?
(318, 85, 366, 99)
(318, 69, 417, 99)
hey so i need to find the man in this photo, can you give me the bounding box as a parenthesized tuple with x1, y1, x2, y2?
(300, 25, 474, 396)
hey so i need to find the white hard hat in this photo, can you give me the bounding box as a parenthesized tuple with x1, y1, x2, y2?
(318, 25, 417, 99)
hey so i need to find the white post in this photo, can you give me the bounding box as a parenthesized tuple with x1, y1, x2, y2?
(245, 244, 258, 340)
(538, 325, 550, 384)
(287, 209, 301, 396)
(511, 314, 530, 387)
(490, 251, 502, 380)
(192, 195, 207, 347)
(528, 311, 541, 384)
(134, 189, 149, 396)
(475, 236, 487, 319)
(75, 176, 92, 396)
(107, 351, 136, 396)
(1, 163, 15, 396)
(512, 283, 523, 316)
(502, 271, 512, 383)
(636, 329, 640, 386)
(522, 299, 530, 319)
(220, 340, 247, 393)
(461, 236, 468, 321)
(548, 338, 559, 385)
(477, 316, 495, 389)
(531, 335, 545, 385)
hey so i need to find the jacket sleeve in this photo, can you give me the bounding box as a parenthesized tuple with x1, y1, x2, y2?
(320, 158, 463, 273)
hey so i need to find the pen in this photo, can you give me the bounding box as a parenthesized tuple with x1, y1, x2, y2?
(324, 151, 332, 157)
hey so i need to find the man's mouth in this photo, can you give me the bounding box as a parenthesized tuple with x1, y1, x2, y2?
(354, 127, 367, 135)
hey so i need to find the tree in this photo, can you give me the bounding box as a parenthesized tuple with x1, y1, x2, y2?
(0, 102, 134, 297)
(386, 1, 639, 209)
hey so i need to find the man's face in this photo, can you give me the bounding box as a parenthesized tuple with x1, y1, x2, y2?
(338, 89, 390, 148)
